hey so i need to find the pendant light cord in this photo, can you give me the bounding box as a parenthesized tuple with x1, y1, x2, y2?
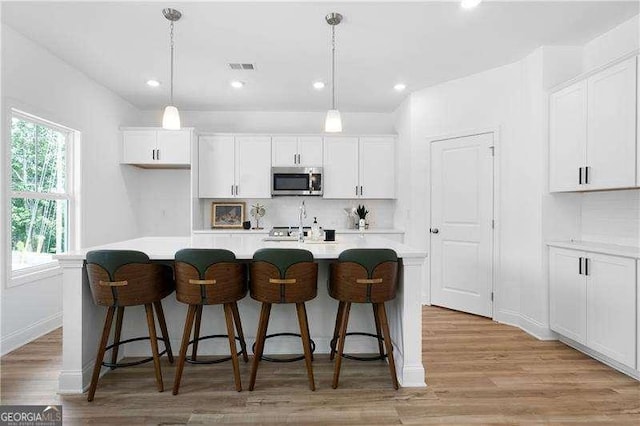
(170, 20, 175, 105)
(331, 24, 336, 110)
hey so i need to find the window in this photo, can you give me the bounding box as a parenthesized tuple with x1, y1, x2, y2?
(10, 110, 76, 274)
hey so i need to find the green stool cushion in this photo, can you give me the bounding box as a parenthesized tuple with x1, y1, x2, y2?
(338, 249, 398, 277)
(86, 250, 150, 280)
(175, 248, 236, 278)
(253, 248, 314, 278)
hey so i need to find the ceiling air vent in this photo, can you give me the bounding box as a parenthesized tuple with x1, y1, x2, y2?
(228, 63, 255, 70)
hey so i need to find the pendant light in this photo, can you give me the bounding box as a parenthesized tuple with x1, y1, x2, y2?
(162, 8, 182, 130)
(324, 12, 343, 133)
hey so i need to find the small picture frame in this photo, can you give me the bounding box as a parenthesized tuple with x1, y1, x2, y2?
(211, 202, 245, 229)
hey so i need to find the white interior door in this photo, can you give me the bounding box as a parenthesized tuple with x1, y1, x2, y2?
(430, 132, 494, 317)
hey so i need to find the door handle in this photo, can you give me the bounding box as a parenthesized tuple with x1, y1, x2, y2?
(430, 228, 439, 234)
(585, 166, 589, 184)
(152, 149, 156, 160)
(360, 186, 363, 196)
(356, 186, 359, 196)
(297, 153, 301, 164)
(235, 185, 239, 196)
(294, 153, 297, 164)
(578, 167, 582, 185)
(156, 149, 160, 160)
(231, 185, 234, 196)
(584, 257, 589, 276)
(579, 257, 583, 275)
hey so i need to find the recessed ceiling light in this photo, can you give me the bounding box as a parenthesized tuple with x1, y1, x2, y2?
(394, 83, 407, 92)
(313, 81, 325, 90)
(461, 0, 482, 9)
(146, 79, 161, 87)
(230, 80, 245, 89)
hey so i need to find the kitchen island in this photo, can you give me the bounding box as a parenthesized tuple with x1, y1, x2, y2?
(55, 235, 427, 393)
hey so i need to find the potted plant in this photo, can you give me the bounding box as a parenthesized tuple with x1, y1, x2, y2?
(355, 204, 369, 231)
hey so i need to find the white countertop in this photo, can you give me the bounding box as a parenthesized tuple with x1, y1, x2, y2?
(56, 235, 426, 261)
(192, 228, 404, 234)
(547, 240, 640, 259)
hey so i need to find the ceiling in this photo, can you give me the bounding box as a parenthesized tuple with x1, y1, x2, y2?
(2, 1, 638, 112)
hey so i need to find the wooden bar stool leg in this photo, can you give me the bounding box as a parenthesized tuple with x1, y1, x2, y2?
(191, 305, 203, 362)
(224, 303, 242, 392)
(87, 306, 115, 402)
(172, 305, 197, 395)
(330, 301, 345, 361)
(249, 303, 271, 391)
(372, 303, 385, 359)
(296, 303, 316, 391)
(231, 302, 249, 363)
(302, 305, 314, 362)
(332, 302, 351, 389)
(145, 303, 164, 392)
(110, 307, 125, 370)
(377, 302, 399, 390)
(154, 301, 174, 363)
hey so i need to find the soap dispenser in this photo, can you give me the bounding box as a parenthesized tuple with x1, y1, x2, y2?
(311, 217, 320, 241)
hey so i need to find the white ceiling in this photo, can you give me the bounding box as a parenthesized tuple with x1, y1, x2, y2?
(2, 1, 638, 112)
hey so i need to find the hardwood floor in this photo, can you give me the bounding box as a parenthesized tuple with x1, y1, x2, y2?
(1, 306, 639, 424)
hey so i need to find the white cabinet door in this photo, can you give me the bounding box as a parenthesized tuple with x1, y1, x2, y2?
(549, 247, 587, 344)
(549, 82, 587, 192)
(297, 136, 323, 167)
(272, 136, 298, 167)
(122, 130, 156, 164)
(586, 253, 636, 368)
(236, 136, 271, 198)
(323, 137, 359, 199)
(156, 130, 191, 165)
(586, 57, 637, 190)
(359, 137, 395, 199)
(198, 136, 235, 198)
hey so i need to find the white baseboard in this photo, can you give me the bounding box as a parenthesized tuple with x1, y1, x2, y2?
(1, 312, 62, 356)
(494, 309, 556, 341)
(559, 336, 640, 381)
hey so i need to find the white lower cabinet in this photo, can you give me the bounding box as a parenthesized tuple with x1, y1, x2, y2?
(549, 247, 637, 369)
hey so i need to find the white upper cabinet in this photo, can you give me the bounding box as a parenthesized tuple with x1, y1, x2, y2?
(272, 136, 323, 167)
(235, 136, 272, 198)
(549, 82, 587, 192)
(198, 136, 235, 198)
(323, 136, 360, 199)
(323, 136, 396, 199)
(198, 135, 271, 199)
(549, 56, 638, 192)
(122, 129, 191, 168)
(359, 137, 395, 199)
(586, 57, 637, 190)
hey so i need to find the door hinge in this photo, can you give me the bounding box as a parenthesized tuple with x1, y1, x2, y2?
(490, 292, 494, 302)
(489, 146, 495, 156)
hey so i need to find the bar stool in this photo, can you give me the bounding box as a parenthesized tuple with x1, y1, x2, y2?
(172, 249, 248, 394)
(329, 248, 399, 389)
(249, 248, 318, 391)
(85, 250, 175, 402)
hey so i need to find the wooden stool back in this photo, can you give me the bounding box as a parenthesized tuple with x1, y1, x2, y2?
(329, 249, 399, 303)
(174, 249, 247, 305)
(250, 248, 318, 304)
(86, 250, 174, 307)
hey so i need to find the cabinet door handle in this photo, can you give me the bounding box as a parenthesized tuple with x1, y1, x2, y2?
(578, 257, 583, 275)
(294, 153, 297, 164)
(360, 186, 363, 196)
(584, 258, 589, 276)
(585, 166, 589, 184)
(231, 185, 234, 196)
(298, 154, 301, 164)
(152, 149, 156, 160)
(578, 167, 582, 185)
(356, 186, 359, 196)
(235, 185, 239, 196)
(156, 149, 160, 160)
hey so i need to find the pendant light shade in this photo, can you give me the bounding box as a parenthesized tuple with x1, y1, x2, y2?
(324, 12, 343, 133)
(162, 8, 182, 130)
(162, 105, 181, 130)
(324, 109, 342, 133)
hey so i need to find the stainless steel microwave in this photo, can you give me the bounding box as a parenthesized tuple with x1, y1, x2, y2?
(271, 167, 323, 196)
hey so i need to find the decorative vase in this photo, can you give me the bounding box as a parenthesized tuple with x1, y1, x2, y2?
(358, 218, 366, 231)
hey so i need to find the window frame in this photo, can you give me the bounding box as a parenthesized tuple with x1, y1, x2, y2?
(7, 108, 78, 284)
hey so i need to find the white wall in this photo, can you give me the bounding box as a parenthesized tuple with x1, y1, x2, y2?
(1, 25, 142, 355)
(583, 14, 639, 71)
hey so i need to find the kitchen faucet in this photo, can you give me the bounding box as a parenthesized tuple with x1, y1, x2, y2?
(298, 200, 307, 242)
